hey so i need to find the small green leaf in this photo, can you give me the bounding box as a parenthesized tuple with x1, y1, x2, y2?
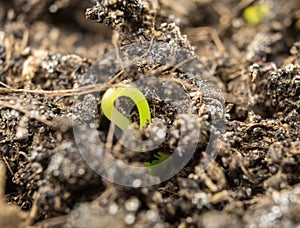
(144, 152, 169, 167)
(144, 152, 169, 175)
(243, 3, 270, 25)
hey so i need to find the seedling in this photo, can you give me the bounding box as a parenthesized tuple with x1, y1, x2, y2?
(243, 3, 270, 25)
(101, 84, 167, 168)
(101, 85, 151, 131)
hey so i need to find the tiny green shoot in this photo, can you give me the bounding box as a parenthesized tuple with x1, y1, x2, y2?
(243, 3, 270, 25)
(101, 85, 167, 168)
(101, 85, 151, 131)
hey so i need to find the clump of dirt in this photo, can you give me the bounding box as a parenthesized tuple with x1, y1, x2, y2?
(0, 0, 299, 227)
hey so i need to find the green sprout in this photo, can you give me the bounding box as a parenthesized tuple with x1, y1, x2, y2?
(101, 84, 167, 168)
(243, 3, 270, 25)
(101, 85, 151, 131)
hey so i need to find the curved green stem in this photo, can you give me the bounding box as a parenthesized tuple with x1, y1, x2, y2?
(101, 85, 151, 130)
(101, 84, 168, 170)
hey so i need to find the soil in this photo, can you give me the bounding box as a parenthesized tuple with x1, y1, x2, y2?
(0, 0, 299, 227)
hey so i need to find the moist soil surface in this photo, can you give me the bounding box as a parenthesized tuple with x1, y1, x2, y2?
(0, 0, 300, 227)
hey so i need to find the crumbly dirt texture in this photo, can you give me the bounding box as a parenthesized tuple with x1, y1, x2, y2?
(0, 0, 300, 227)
